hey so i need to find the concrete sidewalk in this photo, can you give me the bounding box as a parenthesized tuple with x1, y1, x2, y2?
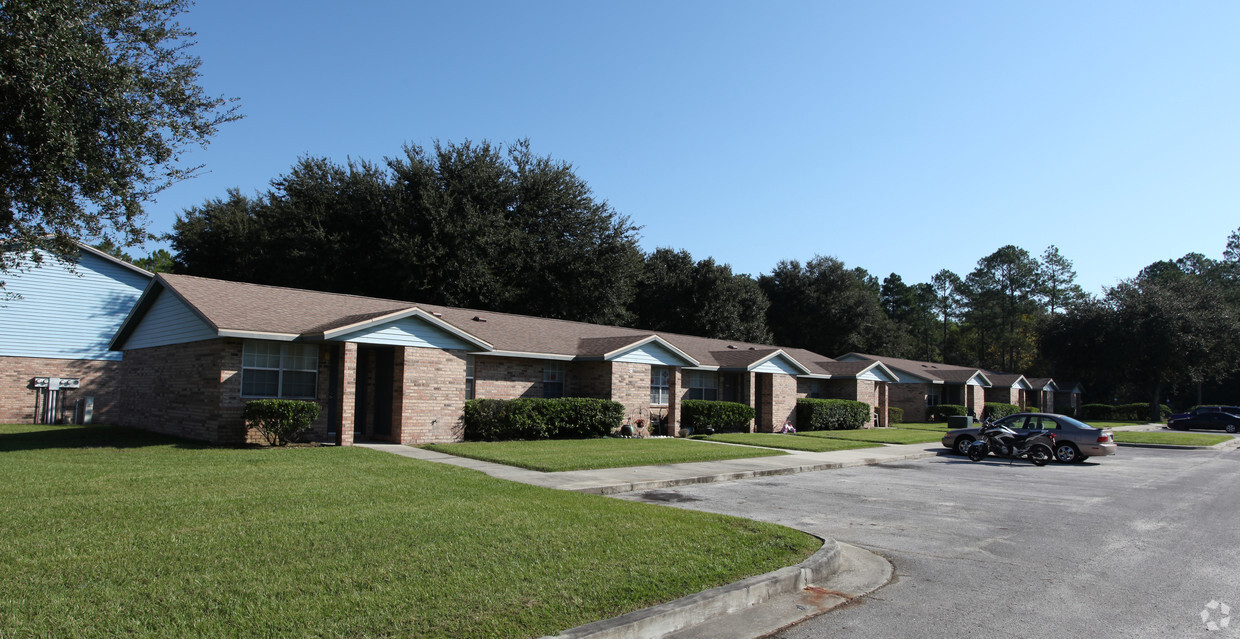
(357, 440, 944, 494)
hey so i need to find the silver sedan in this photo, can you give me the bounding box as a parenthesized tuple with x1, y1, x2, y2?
(943, 412, 1118, 463)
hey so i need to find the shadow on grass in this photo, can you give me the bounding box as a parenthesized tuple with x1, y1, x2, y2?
(0, 424, 215, 453)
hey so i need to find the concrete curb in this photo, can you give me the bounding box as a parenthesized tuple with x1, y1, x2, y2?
(543, 536, 845, 639)
(574, 449, 941, 495)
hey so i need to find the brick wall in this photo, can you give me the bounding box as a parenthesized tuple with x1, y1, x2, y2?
(610, 362, 653, 424)
(985, 387, 1021, 407)
(0, 356, 126, 424)
(769, 373, 797, 432)
(395, 347, 467, 445)
(474, 355, 544, 399)
(889, 383, 930, 423)
(120, 338, 332, 445)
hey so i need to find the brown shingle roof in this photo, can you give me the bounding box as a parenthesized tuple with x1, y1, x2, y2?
(146, 274, 838, 373)
(841, 352, 984, 384)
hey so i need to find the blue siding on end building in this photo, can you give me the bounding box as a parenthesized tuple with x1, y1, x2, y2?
(0, 250, 150, 361)
(121, 288, 218, 350)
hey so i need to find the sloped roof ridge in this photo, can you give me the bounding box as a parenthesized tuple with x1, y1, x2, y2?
(160, 273, 416, 308)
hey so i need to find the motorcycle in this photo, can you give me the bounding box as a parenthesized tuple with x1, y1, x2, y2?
(966, 419, 1056, 466)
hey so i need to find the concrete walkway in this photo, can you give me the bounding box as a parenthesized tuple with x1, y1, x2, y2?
(356, 440, 945, 495)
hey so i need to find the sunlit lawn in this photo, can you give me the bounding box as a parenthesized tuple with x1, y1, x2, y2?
(892, 422, 952, 432)
(424, 437, 784, 472)
(798, 428, 946, 444)
(700, 432, 881, 452)
(1111, 431, 1231, 446)
(0, 424, 817, 638)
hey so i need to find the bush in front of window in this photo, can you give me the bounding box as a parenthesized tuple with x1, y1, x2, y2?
(796, 398, 870, 431)
(982, 402, 1020, 420)
(927, 404, 967, 422)
(1112, 402, 1172, 421)
(462, 398, 624, 441)
(1081, 403, 1114, 420)
(681, 400, 756, 433)
(888, 406, 904, 424)
(243, 399, 321, 446)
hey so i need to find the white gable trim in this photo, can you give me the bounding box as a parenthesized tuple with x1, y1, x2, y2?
(319, 308, 492, 351)
(748, 350, 811, 375)
(604, 335, 699, 367)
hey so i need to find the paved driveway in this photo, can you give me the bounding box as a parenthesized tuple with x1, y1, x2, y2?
(618, 448, 1240, 638)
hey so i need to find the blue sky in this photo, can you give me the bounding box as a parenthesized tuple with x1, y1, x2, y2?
(146, 1, 1240, 295)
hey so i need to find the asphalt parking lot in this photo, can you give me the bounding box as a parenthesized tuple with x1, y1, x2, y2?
(619, 446, 1240, 638)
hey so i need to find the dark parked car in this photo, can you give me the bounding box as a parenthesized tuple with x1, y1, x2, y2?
(1168, 409, 1240, 434)
(1167, 405, 1240, 424)
(943, 413, 1117, 463)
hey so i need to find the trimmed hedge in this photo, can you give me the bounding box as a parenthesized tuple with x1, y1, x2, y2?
(1081, 404, 1113, 420)
(463, 398, 624, 441)
(243, 399, 321, 446)
(681, 400, 756, 434)
(1080, 403, 1172, 421)
(928, 404, 967, 422)
(888, 406, 904, 425)
(796, 398, 870, 431)
(982, 402, 1020, 420)
(1053, 404, 1076, 416)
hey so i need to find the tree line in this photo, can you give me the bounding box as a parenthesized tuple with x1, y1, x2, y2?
(106, 140, 1240, 415)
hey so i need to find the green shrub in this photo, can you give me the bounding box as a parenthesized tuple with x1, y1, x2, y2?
(681, 400, 756, 433)
(1081, 404, 1114, 420)
(887, 406, 904, 424)
(462, 398, 623, 441)
(982, 403, 1020, 420)
(796, 398, 871, 431)
(928, 404, 967, 422)
(1112, 403, 1172, 421)
(243, 399, 321, 446)
(1053, 404, 1076, 416)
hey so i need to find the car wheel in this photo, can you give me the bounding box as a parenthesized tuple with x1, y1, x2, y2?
(953, 436, 974, 456)
(1054, 443, 1081, 464)
(1227, 424, 1238, 434)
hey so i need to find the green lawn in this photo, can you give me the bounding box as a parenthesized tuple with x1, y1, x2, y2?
(799, 428, 947, 444)
(1085, 421, 1151, 429)
(1111, 431, 1232, 446)
(892, 422, 952, 432)
(0, 424, 817, 638)
(424, 437, 786, 472)
(701, 432, 882, 452)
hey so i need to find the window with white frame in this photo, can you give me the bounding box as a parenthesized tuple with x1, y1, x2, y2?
(465, 355, 476, 400)
(650, 366, 670, 405)
(543, 362, 566, 399)
(687, 371, 718, 401)
(241, 341, 319, 399)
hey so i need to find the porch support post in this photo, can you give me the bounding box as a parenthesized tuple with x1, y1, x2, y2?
(667, 367, 681, 437)
(878, 381, 889, 428)
(742, 372, 756, 433)
(337, 342, 357, 446)
(392, 346, 407, 444)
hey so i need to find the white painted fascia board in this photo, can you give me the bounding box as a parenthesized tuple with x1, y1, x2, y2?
(475, 350, 576, 362)
(746, 350, 812, 375)
(601, 335, 700, 367)
(970, 372, 993, 387)
(218, 329, 301, 341)
(863, 361, 900, 383)
(681, 365, 721, 372)
(1013, 376, 1033, 390)
(797, 373, 833, 380)
(320, 307, 494, 351)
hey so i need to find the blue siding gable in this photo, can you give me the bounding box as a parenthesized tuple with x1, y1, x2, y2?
(0, 250, 149, 361)
(752, 356, 803, 375)
(122, 288, 217, 350)
(332, 316, 474, 350)
(611, 341, 693, 366)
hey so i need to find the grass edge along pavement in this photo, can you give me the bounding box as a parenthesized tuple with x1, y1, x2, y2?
(0, 424, 818, 639)
(697, 431, 883, 452)
(1111, 430, 1231, 446)
(799, 428, 948, 445)
(423, 436, 786, 472)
